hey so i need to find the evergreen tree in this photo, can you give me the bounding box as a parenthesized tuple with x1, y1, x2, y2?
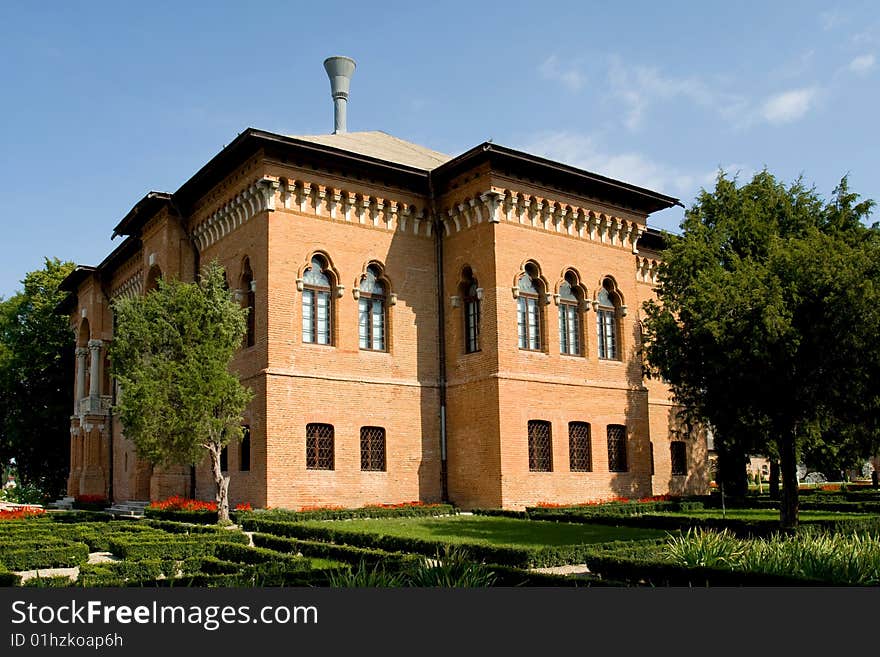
(642, 172, 879, 527)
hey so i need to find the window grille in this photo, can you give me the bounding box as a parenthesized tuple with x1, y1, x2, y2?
(607, 424, 628, 472)
(306, 423, 334, 470)
(568, 422, 592, 472)
(360, 426, 387, 471)
(528, 420, 552, 472)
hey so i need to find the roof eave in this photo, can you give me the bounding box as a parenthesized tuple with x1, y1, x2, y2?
(432, 142, 682, 215)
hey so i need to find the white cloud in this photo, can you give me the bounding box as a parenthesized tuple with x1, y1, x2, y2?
(517, 131, 726, 199)
(539, 55, 586, 92)
(760, 87, 818, 124)
(848, 53, 876, 74)
(820, 10, 845, 31)
(606, 57, 747, 132)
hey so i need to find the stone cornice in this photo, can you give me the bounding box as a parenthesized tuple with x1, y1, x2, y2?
(276, 177, 432, 238)
(111, 268, 144, 300)
(192, 177, 280, 251)
(636, 255, 661, 285)
(439, 188, 646, 253)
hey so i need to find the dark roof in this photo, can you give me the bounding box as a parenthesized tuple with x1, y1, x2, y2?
(639, 227, 668, 252)
(433, 142, 682, 215)
(58, 265, 97, 293)
(171, 128, 681, 216)
(112, 191, 173, 238)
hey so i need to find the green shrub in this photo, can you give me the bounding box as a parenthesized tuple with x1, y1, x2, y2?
(0, 542, 90, 570)
(404, 547, 498, 587)
(252, 532, 416, 568)
(239, 503, 456, 523)
(0, 569, 21, 586)
(143, 508, 218, 524)
(22, 575, 74, 587)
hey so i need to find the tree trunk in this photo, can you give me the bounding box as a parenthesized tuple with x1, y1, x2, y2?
(209, 443, 230, 524)
(779, 434, 798, 530)
(769, 459, 779, 500)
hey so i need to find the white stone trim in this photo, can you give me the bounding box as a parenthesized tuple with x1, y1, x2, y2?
(439, 188, 646, 253)
(192, 177, 280, 251)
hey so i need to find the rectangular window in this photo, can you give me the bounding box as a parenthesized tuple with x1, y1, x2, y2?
(360, 426, 387, 471)
(240, 425, 250, 472)
(559, 304, 580, 355)
(465, 299, 480, 353)
(607, 424, 628, 472)
(671, 441, 687, 476)
(518, 297, 541, 350)
(568, 422, 592, 472)
(528, 420, 552, 472)
(597, 309, 617, 359)
(303, 290, 331, 345)
(306, 423, 334, 470)
(359, 297, 386, 351)
(220, 445, 228, 472)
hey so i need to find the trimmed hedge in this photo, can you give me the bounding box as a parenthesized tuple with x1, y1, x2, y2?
(524, 500, 705, 517)
(107, 534, 247, 561)
(0, 569, 20, 586)
(510, 509, 880, 538)
(0, 542, 90, 571)
(143, 508, 218, 524)
(239, 504, 456, 523)
(252, 532, 419, 569)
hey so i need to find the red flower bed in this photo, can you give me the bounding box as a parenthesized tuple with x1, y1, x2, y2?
(234, 503, 252, 512)
(149, 495, 218, 512)
(368, 501, 443, 509)
(0, 507, 46, 521)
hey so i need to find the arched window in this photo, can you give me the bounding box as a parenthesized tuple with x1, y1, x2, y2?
(461, 268, 480, 353)
(558, 272, 583, 356)
(240, 425, 251, 472)
(597, 278, 621, 360)
(302, 255, 333, 345)
(241, 259, 255, 348)
(358, 264, 387, 351)
(517, 264, 543, 351)
(145, 265, 162, 293)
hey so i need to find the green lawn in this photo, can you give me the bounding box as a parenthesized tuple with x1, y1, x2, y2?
(302, 515, 667, 548)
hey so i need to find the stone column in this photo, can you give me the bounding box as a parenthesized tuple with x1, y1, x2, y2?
(88, 339, 103, 398)
(75, 347, 88, 406)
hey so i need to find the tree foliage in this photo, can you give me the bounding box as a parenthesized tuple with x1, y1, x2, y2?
(109, 261, 253, 523)
(0, 258, 75, 499)
(642, 171, 879, 527)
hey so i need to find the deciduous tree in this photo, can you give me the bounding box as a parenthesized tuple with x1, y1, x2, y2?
(0, 258, 75, 499)
(109, 261, 253, 523)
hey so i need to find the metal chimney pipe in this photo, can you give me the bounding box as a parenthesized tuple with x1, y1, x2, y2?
(323, 56, 356, 134)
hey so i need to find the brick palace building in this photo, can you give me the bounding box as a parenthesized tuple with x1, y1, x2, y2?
(57, 57, 709, 510)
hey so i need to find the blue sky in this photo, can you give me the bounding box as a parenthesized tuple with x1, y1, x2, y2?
(1, 1, 877, 298)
